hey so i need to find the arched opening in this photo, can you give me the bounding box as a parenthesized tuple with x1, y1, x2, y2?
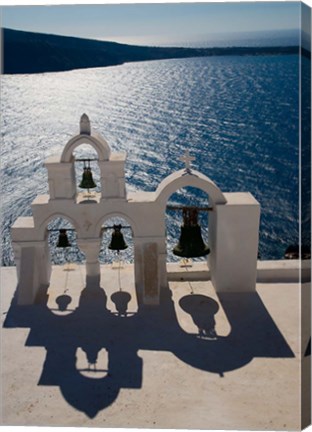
(165, 187, 231, 339)
(166, 186, 210, 264)
(155, 169, 226, 208)
(60, 132, 111, 163)
(47, 217, 82, 265)
(155, 169, 225, 302)
(99, 215, 137, 316)
(73, 144, 101, 202)
(46, 216, 85, 315)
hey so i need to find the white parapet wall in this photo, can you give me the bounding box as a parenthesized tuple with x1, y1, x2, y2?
(257, 260, 311, 283)
(167, 261, 211, 281)
(167, 260, 310, 284)
(208, 192, 260, 293)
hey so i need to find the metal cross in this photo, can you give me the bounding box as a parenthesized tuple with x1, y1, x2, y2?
(180, 150, 195, 173)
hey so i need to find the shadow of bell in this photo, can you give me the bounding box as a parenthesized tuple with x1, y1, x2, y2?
(56, 294, 72, 311)
(179, 294, 219, 337)
(111, 291, 131, 316)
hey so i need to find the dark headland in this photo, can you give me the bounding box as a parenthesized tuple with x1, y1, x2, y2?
(2, 28, 306, 75)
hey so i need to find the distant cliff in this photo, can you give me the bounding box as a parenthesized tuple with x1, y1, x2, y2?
(2, 28, 303, 75)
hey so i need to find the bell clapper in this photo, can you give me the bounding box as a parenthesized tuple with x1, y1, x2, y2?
(64, 262, 70, 293)
(112, 259, 123, 269)
(112, 250, 125, 271)
(117, 251, 122, 292)
(64, 247, 75, 273)
(184, 263, 195, 295)
(62, 248, 70, 294)
(179, 258, 193, 268)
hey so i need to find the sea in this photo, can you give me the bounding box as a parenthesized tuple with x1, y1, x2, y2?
(1, 53, 305, 265)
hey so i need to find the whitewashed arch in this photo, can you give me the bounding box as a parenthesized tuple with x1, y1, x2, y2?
(155, 169, 227, 208)
(38, 213, 81, 239)
(61, 133, 111, 163)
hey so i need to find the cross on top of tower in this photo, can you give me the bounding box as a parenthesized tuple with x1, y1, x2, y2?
(180, 150, 195, 173)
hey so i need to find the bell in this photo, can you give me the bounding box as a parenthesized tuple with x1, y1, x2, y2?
(57, 229, 71, 248)
(109, 224, 128, 252)
(79, 167, 97, 189)
(173, 208, 210, 258)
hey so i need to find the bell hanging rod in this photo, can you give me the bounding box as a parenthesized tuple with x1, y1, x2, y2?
(49, 226, 132, 231)
(49, 228, 75, 232)
(75, 158, 98, 162)
(102, 225, 132, 230)
(166, 205, 213, 212)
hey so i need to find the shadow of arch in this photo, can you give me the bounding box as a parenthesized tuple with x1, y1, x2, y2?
(59, 372, 120, 418)
(172, 335, 254, 376)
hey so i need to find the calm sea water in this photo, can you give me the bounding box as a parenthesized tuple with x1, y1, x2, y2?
(1, 55, 300, 265)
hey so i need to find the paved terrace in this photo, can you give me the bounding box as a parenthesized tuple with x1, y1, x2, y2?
(1, 262, 310, 430)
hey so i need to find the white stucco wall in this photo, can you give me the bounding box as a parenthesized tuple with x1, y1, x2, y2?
(209, 193, 260, 292)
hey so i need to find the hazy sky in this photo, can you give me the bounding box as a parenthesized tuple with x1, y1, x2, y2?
(2, 2, 301, 45)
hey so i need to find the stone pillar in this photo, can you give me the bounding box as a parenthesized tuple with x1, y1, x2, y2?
(99, 154, 126, 200)
(38, 239, 52, 286)
(142, 242, 159, 305)
(18, 246, 39, 305)
(156, 236, 168, 290)
(133, 238, 162, 305)
(77, 239, 101, 288)
(209, 192, 260, 292)
(133, 241, 144, 304)
(12, 243, 22, 282)
(45, 155, 76, 200)
(158, 251, 168, 288)
(12, 240, 50, 305)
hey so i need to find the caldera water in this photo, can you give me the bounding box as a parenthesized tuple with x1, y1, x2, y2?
(1, 54, 301, 265)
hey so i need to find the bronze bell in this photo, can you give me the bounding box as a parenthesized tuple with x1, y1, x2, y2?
(109, 224, 128, 253)
(79, 166, 96, 189)
(173, 208, 210, 258)
(57, 229, 71, 248)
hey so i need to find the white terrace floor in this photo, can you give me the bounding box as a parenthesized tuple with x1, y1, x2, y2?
(0, 263, 310, 430)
